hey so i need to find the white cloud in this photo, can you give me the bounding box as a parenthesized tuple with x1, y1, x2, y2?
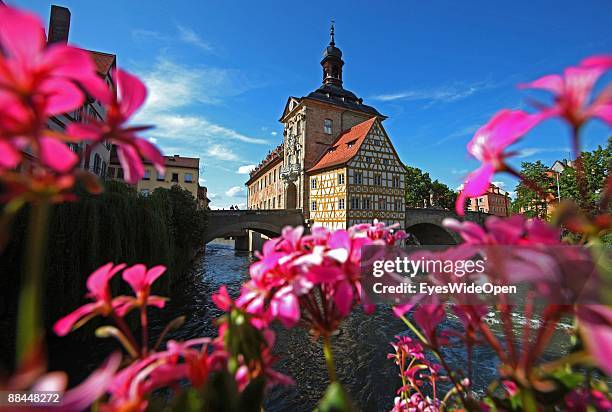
(208, 145, 239, 161)
(237, 164, 256, 174)
(208, 193, 218, 199)
(516, 147, 570, 158)
(371, 80, 496, 104)
(491, 181, 506, 188)
(270, 131, 277, 136)
(131, 29, 169, 43)
(225, 186, 246, 197)
(177, 25, 213, 52)
(132, 57, 268, 147)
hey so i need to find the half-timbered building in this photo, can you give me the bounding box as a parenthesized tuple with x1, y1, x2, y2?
(308, 117, 405, 229)
(246, 24, 405, 230)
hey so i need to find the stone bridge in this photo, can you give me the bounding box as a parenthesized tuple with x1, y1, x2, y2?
(203, 208, 489, 247)
(203, 209, 305, 244)
(404, 207, 488, 245)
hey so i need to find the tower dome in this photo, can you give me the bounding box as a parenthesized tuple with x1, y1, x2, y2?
(320, 22, 344, 87)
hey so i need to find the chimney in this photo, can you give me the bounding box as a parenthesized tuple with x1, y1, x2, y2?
(48, 5, 71, 44)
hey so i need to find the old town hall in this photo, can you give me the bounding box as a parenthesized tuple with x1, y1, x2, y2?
(246, 25, 405, 230)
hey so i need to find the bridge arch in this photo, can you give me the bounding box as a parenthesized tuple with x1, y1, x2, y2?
(203, 210, 304, 244)
(405, 223, 457, 245)
(204, 221, 281, 244)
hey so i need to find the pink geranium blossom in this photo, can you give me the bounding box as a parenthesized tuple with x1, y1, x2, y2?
(455, 109, 541, 215)
(67, 69, 164, 183)
(0, 5, 107, 172)
(520, 56, 612, 128)
(442, 215, 561, 245)
(115, 264, 167, 316)
(53, 263, 126, 336)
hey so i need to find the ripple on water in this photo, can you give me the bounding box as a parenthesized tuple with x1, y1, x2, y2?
(154, 243, 571, 412)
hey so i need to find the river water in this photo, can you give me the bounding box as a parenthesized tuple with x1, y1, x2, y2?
(151, 242, 572, 412)
(47, 241, 572, 411)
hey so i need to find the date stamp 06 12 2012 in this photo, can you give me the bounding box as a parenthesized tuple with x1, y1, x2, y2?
(0, 391, 63, 406)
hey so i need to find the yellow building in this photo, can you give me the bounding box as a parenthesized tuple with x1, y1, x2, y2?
(308, 117, 405, 229)
(108, 152, 200, 200)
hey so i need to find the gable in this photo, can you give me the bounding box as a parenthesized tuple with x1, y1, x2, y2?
(279, 97, 302, 122)
(307, 117, 376, 173)
(348, 121, 404, 171)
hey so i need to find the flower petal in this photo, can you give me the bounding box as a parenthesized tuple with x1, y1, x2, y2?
(580, 54, 612, 70)
(0, 6, 45, 63)
(134, 137, 164, 173)
(0, 139, 21, 169)
(122, 264, 147, 294)
(40, 78, 85, 116)
(53, 302, 99, 336)
(38, 136, 79, 173)
(519, 74, 564, 95)
(590, 103, 612, 126)
(333, 280, 354, 317)
(57, 353, 121, 412)
(117, 144, 144, 184)
(66, 122, 103, 141)
(116, 69, 147, 118)
(145, 265, 167, 286)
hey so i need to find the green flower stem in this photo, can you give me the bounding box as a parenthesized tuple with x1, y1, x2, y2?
(322, 333, 337, 383)
(16, 200, 50, 364)
(398, 314, 428, 345)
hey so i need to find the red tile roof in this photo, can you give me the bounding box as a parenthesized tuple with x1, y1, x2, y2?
(308, 117, 376, 173)
(163, 155, 199, 169)
(86, 50, 116, 75)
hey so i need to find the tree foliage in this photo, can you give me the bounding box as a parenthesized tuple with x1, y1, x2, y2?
(405, 166, 456, 209)
(512, 160, 554, 218)
(513, 141, 611, 218)
(0, 182, 207, 338)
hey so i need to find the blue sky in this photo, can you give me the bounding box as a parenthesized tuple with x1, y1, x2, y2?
(13, 0, 612, 208)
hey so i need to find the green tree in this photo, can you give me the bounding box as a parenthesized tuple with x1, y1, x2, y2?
(405, 166, 432, 208)
(430, 180, 457, 210)
(512, 160, 554, 219)
(556, 139, 610, 213)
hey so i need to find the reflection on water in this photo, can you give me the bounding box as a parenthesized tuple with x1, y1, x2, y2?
(49, 242, 572, 411)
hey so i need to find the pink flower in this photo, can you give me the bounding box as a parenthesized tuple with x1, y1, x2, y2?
(115, 264, 167, 316)
(580, 54, 612, 70)
(212, 285, 233, 311)
(442, 215, 561, 245)
(56, 353, 122, 412)
(520, 58, 612, 128)
(576, 305, 612, 375)
(269, 285, 300, 327)
(53, 263, 126, 336)
(67, 69, 164, 183)
(413, 304, 446, 344)
(0, 5, 108, 172)
(456, 110, 541, 215)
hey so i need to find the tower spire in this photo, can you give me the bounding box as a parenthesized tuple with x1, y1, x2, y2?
(321, 21, 344, 87)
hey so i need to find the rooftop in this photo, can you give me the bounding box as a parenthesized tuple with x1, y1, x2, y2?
(247, 143, 284, 182)
(86, 50, 116, 76)
(308, 117, 377, 173)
